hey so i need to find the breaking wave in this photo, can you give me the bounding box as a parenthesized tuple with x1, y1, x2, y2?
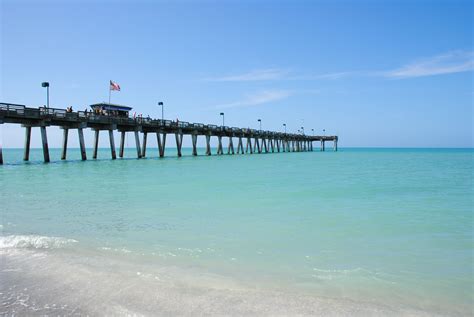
(0, 235, 78, 249)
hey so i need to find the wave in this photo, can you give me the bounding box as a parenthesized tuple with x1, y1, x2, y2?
(0, 235, 78, 249)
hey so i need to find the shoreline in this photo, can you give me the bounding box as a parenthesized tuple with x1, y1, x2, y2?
(0, 237, 467, 316)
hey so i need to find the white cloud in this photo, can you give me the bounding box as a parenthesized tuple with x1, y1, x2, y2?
(204, 69, 289, 82)
(215, 90, 293, 109)
(308, 72, 356, 80)
(385, 50, 474, 78)
(214, 89, 320, 109)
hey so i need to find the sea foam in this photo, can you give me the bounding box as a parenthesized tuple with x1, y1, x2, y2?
(0, 235, 77, 249)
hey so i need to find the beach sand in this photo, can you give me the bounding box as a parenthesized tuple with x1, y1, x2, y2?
(1, 247, 442, 316)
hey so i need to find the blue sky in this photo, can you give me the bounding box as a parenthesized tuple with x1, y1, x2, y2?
(1, 0, 472, 148)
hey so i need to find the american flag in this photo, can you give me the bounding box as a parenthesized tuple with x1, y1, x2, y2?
(110, 80, 121, 91)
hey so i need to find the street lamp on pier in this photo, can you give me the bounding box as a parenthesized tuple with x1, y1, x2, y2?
(41, 82, 50, 108)
(220, 112, 225, 127)
(158, 102, 164, 122)
(283, 123, 286, 134)
(258, 119, 262, 131)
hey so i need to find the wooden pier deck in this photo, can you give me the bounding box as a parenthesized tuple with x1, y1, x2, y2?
(0, 103, 338, 164)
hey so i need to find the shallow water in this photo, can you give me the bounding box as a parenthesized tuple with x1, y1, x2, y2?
(1, 147, 472, 315)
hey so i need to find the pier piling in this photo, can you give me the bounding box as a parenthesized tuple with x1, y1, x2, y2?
(245, 137, 253, 154)
(227, 137, 235, 154)
(78, 128, 87, 160)
(61, 128, 69, 160)
(119, 131, 125, 158)
(23, 126, 31, 161)
(40, 126, 50, 163)
(93, 129, 99, 159)
(134, 130, 142, 158)
(205, 135, 211, 155)
(109, 130, 116, 159)
(217, 136, 223, 155)
(237, 137, 244, 154)
(192, 134, 198, 156)
(157, 133, 166, 157)
(141, 132, 148, 158)
(175, 132, 183, 157)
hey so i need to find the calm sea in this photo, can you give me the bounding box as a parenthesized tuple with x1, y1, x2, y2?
(0, 148, 472, 315)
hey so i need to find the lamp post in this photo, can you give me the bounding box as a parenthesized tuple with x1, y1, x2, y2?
(283, 123, 286, 134)
(323, 129, 326, 136)
(301, 127, 305, 135)
(258, 119, 262, 131)
(41, 82, 50, 108)
(158, 102, 164, 122)
(220, 112, 224, 127)
(311, 128, 314, 136)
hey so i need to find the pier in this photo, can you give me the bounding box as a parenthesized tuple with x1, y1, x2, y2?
(0, 102, 338, 164)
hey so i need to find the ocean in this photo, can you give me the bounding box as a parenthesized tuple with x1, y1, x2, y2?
(0, 147, 472, 316)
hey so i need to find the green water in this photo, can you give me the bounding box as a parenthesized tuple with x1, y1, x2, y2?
(1, 148, 472, 315)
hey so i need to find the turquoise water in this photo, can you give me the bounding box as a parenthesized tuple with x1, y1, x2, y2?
(1, 147, 472, 315)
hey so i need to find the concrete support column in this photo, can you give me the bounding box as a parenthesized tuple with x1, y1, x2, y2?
(334, 140, 338, 152)
(227, 137, 235, 154)
(205, 135, 211, 155)
(276, 139, 280, 152)
(23, 126, 31, 161)
(119, 131, 125, 158)
(134, 130, 142, 158)
(157, 132, 166, 157)
(217, 136, 223, 155)
(0, 142, 3, 165)
(292, 140, 296, 152)
(175, 132, 183, 157)
(192, 134, 198, 156)
(262, 138, 268, 153)
(246, 137, 253, 154)
(93, 129, 100, 159)
(321, 140, 325, 151)
(40, 126, 50, 163)
(255, 138, 261, 153)
(109, 130, 116, 159)
(237, 137, 243, 154)
(61, 128, 69, 160)
(142, 132, 148, 158)
(78, 128, 87, 160)
(270, 139, 274, 152)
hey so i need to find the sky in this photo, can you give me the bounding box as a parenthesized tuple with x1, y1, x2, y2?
(1, 0, 473, 148)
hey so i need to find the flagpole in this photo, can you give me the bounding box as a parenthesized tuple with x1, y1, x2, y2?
(108, 81, 111, 104)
